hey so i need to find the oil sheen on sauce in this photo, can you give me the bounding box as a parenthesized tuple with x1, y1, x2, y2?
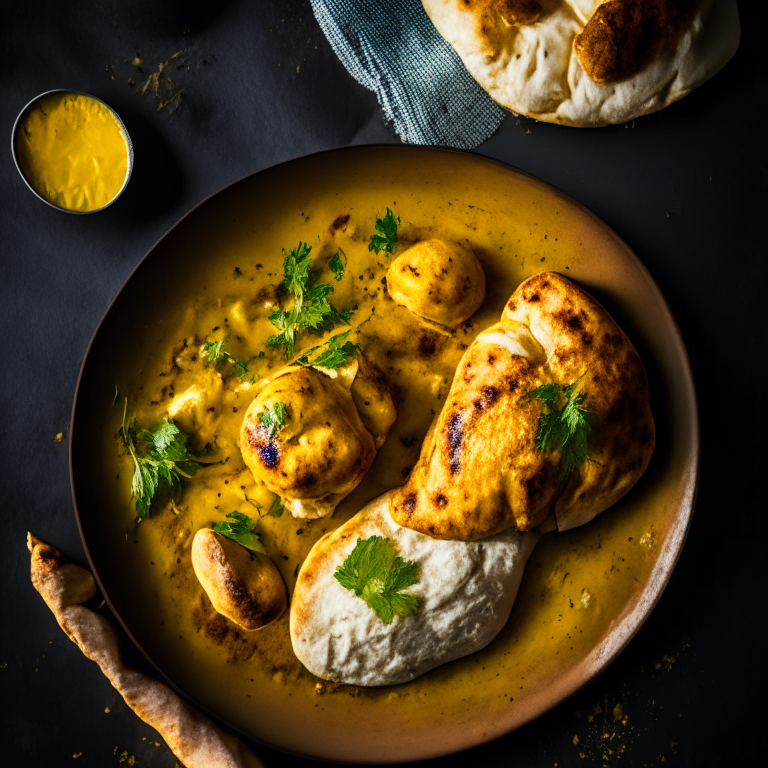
(94, 152, 671, 757)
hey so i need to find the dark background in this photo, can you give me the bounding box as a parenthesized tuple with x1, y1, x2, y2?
(1, 2, 764, 766)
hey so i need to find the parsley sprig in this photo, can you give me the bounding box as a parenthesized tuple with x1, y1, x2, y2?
(267, 242, 355, 357)
(212, 511, 265, 553)
(334, 536, 422, 624)
(258, 402, 289, 439)
(296, 331, 358, 370)
(368, 208, 400, 255)
(328, 249, 346, 281)
(200, 338, 255, 383)
(121, 400, 203, 520)
(524, 379, 592, 479)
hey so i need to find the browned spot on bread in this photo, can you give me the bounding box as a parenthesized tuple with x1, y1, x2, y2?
(474, 385, 500, 411)
(574, 0, 701, 84)
(400, 494, 417, 517)
(434, 493, 448, 508)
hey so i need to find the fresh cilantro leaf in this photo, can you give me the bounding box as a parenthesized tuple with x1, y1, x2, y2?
(328, 249, 346, 281)
(201, 338, 255, 383)
(368, 208, 400, 255)
(334, 536, 422, 624)
(121, 399, 202, 522)
(212, 511, 265, 553)
(258, 402, 288, 438)
(297, 331, 358, 370)
(268, 495, 284, 518)
(525, 379, 592, 479)
(200, 339, 227, 366)
(267, 242, 356, 357)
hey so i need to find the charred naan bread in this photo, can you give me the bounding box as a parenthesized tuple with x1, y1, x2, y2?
(240, 354, 396, 519)
(290, 492, 538, 686)
(390, 272, 654, 539)
(387, 239, 486, 327)
(422, 0, 740, 126)
(191, 529, 287, 631)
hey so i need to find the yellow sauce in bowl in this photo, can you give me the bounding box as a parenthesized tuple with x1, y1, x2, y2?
(15, 92, 130, 212)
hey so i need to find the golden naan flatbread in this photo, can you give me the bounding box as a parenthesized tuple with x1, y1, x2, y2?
(390, 272, 655, 539)
(422, 0, 740, 126)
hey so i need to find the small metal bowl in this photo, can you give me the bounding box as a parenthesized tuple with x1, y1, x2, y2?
(11, 89, 134, 215)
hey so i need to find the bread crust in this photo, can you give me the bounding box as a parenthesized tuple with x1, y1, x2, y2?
(422, 0, 740, 126)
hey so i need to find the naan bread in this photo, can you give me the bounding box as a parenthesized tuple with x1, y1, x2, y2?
(422, 0, 740, 126)
(290, 492, 538, 686)
(28, 533, 263, 768)
(390, 272, 655, 539)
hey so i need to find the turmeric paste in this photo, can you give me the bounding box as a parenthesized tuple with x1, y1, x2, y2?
(15, 92, 129, 212)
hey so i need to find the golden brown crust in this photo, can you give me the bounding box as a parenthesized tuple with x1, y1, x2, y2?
(386, 239, 486, 327)
(422, 0, 739, 126)
(240, 367, 376, 501)
(574, 0, 701, 84)
(390, 272, 655, 539)
(191, 529, 287, 631)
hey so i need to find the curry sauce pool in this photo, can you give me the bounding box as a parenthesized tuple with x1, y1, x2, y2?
(14, 91, 130, 212)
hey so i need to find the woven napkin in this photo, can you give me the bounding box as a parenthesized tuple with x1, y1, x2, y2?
(311, 0, 505, 149)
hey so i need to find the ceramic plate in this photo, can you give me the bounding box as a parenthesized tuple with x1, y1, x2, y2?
(70, 146, 698, 763)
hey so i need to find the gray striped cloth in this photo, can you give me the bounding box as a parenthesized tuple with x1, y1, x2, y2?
(311, 0, 505, 149)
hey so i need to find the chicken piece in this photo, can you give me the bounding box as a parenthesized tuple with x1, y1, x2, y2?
(240, 355, 396, 519)
(191, 528, 287, 631)
(290, 491, 538, 686)
(386, 239, 486, 327)
(349, 354, 397, 448)
(167, 367, 225, 452)
(389, 272, 655, 539)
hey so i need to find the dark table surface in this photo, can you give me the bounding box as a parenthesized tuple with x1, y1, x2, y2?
(1, 2, 764, 766)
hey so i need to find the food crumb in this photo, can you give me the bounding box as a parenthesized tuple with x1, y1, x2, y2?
(72, 753, 82, 759)
(573, 735, 579, 745)
(104, 706, 110, 713)
(54, 432, 64, 443)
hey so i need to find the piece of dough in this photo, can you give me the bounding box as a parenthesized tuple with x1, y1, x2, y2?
(191, 529, 287, 631)
(240, 355, 395, 519)
(290, 492, 538, 686)
(390, 272, 655, 539)
(387, 239, 486, 327)
(422, 0, 740, 126)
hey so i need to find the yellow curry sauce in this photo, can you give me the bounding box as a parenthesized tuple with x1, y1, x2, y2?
(95, 151, 676, 759)
(15, 92, 128, 212)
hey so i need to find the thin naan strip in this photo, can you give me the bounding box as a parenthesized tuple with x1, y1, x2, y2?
(28, 533, 263, 768)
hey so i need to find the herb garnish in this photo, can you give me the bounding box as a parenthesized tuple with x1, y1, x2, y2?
(268, 495, 284, 518)
(258, 402, 289, 439)
(524, 379, 591, 479)
(296, 330, 358, 371)
(328, 249, 346, 281)
(121, 400, 203, 521)
(267, 242, 355, 357)
(200, 338, 255, 383)
(212, 511, 265, 553)
(368, 208, 400, 255)
(334, 536, 422, 624)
